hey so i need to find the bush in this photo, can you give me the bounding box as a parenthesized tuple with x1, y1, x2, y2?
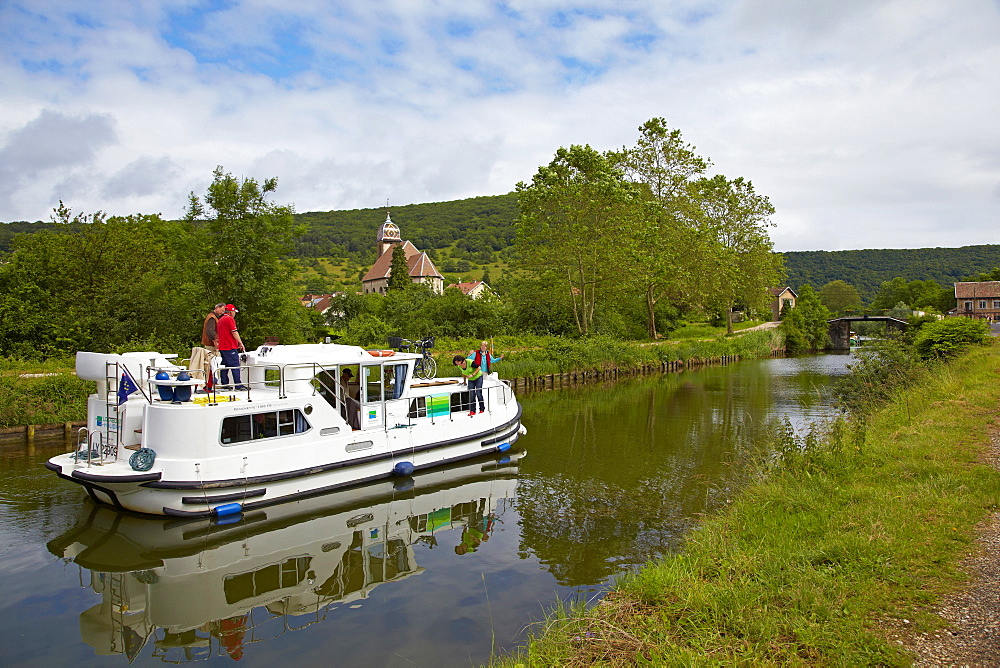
(0, 373, 91, 427)
(912, 317, 990, 360)
(340, 314, 390, 348)
(833, 339, 922, 415)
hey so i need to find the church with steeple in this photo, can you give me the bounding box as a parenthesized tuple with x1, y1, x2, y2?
(361, 214, 444, 295)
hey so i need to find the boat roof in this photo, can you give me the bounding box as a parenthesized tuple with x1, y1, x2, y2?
(250, 343, 422, 365)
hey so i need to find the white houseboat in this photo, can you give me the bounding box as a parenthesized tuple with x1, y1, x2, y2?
(46, 343, 525, 517)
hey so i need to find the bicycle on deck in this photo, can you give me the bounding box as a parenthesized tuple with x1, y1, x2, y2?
(387, 336, 437, 380)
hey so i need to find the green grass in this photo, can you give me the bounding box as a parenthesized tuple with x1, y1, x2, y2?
(0, 373, 91, 427)
(0, 356, 89, 428)
(496, 343, 1000, 665)
(0, 356, 76, 375)
(433, 329, 782, 380)
(669, 320, 767, 340)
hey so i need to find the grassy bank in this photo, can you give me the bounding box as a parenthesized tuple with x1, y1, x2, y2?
(434, 329, 782, 379)
(499, 343, 1000, 665)
(0, 372, 90, 428)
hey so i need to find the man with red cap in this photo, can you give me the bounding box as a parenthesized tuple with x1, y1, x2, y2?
(217, 304, 247, 390)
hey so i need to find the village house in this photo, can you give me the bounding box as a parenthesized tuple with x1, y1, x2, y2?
(361, 214, 444, 295)
(299, 293, 341, 314)
(953, 281, 1000, 320)
(446, 280, 494, 299)
(768, 287, 798, 321)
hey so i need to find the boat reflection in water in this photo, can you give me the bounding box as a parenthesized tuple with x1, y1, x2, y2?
(47, 450, 524, 663)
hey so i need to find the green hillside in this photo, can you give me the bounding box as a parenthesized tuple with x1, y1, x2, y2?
(5, 194, 999, 303)
(293, 193, 519, 265)
(782, 246, 1000, 299)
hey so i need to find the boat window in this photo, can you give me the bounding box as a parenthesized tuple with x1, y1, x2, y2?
(362, 365, 383, 403)
(221, 409, 312, 445)
(408, 397, 427, 418)
(451, 391, 475, 414)
(383, 363, 408, 400)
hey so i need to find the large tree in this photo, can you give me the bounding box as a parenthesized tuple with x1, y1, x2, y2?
(617, 118, 711, 338)
(693, 175, 784, 334)
(185, 167, 311, 345)
(782, 284, 831, 352)
(819, 280, 862, 315)
(0, 205, 189, 355)
(515, 145, 638, 335)
(870, 276, 953, 313)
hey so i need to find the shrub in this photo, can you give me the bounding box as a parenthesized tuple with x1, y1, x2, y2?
(833, 339, 922, 415)
(340, 314, 390, 348)
(0, 373, 91, 427)
(912, 317, 990, 360)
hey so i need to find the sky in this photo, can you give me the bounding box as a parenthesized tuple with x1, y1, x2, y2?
(1, 0, 998, 252)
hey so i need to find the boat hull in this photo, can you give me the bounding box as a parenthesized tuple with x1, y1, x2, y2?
(47, 408, 524, 517)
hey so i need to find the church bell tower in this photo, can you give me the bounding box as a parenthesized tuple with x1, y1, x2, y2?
(376, 213, 401, 257)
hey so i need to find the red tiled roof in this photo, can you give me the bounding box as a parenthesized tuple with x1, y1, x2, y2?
(362, 241, 442, 282)
(447, 281, 485, 295)
(300, 293, 340, 311)
(955, 281, 1000, 299)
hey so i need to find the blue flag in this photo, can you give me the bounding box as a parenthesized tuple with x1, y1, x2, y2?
(117, 373, 138, 405)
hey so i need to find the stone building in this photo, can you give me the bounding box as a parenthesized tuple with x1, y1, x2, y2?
(361, 214, 444, 295)
(953, 281, 1000, 320)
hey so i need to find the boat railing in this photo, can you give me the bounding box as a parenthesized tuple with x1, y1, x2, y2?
(385, 379, 513, 429)
(133, 362, 516, 431)
(74, 430, 106, 468)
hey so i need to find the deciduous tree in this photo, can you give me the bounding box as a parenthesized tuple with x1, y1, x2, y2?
(186, 167, 311, 345)
(781, 285, 831, 352)
(819, 280, 862, 315)
(516, 145, 637, 335)
(617, 118, 710, 338)
(693, 175, 784, 334)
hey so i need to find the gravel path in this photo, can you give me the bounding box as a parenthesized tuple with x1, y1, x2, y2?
(886, 430, 1000, 666)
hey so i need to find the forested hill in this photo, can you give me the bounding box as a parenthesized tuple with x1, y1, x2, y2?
(4, 194, 998, 302)
(0, 194, 521, 265)
(293, 193, 519, 264)
(782, 246, 1000, 298)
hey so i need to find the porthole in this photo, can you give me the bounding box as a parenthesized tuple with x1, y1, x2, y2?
(304, 404, 313, 415)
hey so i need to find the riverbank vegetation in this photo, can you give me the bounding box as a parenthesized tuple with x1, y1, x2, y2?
(430, 329, 781, 380)
(0, 169, 321, 359)
(498, 331, 1000, 665)
(0, 370, 89, 428)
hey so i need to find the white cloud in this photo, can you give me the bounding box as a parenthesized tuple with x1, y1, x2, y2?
(0, 0, 998, 250)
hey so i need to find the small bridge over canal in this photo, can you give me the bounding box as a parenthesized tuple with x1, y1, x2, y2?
(828, 316, 909, 350)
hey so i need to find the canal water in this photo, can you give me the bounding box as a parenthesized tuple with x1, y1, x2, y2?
(0, 354, 850, 666)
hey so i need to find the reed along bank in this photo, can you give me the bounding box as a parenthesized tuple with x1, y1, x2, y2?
(497, 343, 1000, 666)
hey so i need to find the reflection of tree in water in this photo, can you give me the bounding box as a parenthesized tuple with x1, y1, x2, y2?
(515, 364, 821, 587)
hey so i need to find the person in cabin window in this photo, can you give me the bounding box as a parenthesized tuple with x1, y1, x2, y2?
(217, 304, 247, 390)
(453, 356, 485, 416)
(467, 340, 502, 375)
(340, 368, 360, 429)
